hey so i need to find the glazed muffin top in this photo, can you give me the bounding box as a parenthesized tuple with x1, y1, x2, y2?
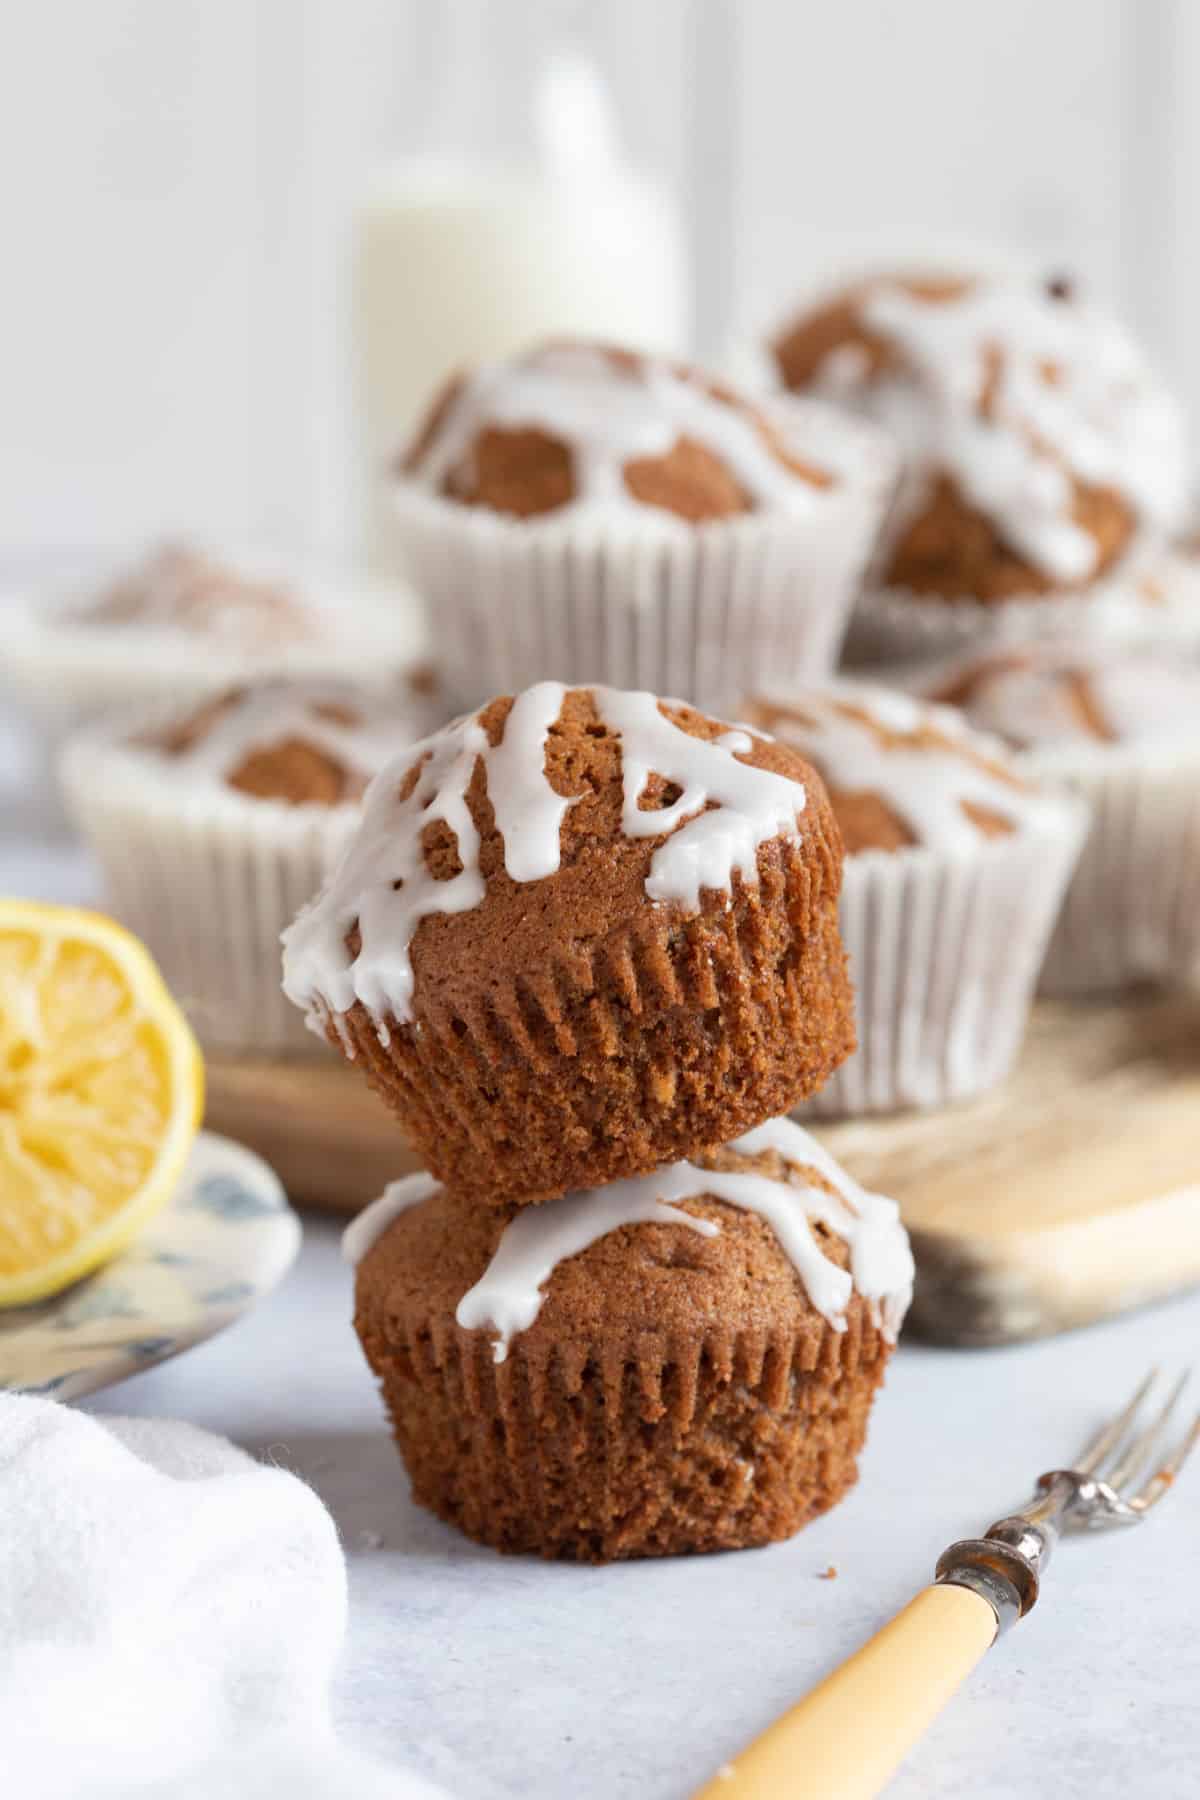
(742, 681, 1058, 854)
(770, 269, 1188, 596)
(919, 645, 1200, 751)
(399, 340, 837, 523)
(282, 680, 840, 1033)
(125, 674, 445, 808)
(22, 541, 430, 692)
(347, 1114, 914, 1359)
(66, 543, 321, 649)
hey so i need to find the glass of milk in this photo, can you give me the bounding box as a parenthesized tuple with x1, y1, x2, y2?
(354, 2, 690, 566)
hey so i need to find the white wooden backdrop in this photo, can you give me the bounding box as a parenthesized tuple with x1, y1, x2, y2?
(2, 0, 1198, 564)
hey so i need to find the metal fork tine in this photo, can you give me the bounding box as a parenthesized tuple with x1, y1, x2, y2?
(1130, 1410, 1200, 1514)
(1073, 1368, 1158, 1476)
(1106, 1371, 1190, 1493)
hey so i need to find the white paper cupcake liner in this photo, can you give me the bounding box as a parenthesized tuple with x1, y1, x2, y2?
(392, 398, 897, 714)
(1022, 743, 1200, 995)
(801, 798, 1089, 1117)
(59, 724, 360, 1057)
(843, 539, 1200, 668)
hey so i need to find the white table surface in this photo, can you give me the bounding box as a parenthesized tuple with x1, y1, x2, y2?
(4, 812, 1200, 1800)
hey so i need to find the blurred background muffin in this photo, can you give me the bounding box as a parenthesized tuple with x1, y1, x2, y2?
(392, 339, 895, 712)
(768, 269, 1192, 660)
(4, 540, 429, 839)
(742, 681, 1087, 1113)
(61, 672, 445, 1055)
(6, 541, 428, 736)
(915, 643, 1200, 995)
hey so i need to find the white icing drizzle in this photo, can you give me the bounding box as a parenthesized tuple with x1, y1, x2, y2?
(136, 680, 435, 794)
(455, 1177, 720, 1357)
(408, 343, 832, 516)
(282, 683, 807, 1032)
(342, 1120, 912, 1357)
(597, 686, 806, 910)
(342, 1115, 913, 1362)
(810, 276, 1188, 582)
(925, 650, 1200, 750)
(728, 1116, 913, 1342)
(341, 1172, 440, 1266)
(748, 681, 1055, 854)
(283, 713, 486, 1030)
(474, 680, 577, 881)
(819, 342, 874, 392)
(1076, 664, 1200, 744)
(282, 683, 567, 1029)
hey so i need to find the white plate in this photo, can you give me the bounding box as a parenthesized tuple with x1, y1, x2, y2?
(0, 1131, 301, 1400)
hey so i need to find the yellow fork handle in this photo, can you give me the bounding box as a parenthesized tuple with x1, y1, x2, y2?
(692, 1583, 997, 1800)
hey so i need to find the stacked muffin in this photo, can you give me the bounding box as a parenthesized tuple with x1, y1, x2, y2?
(767, 268, 1192, 660)
(282, 681, 914, 1559)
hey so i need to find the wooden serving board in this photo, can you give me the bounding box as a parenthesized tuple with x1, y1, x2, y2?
(820, 993, 1200, 1345)
(205, 991, 1200, 1346)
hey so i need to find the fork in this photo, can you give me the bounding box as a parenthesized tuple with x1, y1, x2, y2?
(694, 1367, 1200, 1800)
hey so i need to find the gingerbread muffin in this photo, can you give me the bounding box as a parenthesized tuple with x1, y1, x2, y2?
(65, 541, 320, 645)
(283, 682, 854, 1204)
(403, 341, 837, 521)
(60, 674, 444, 1054)
(347, 1114, 913, 1560)
(918, 645, 1200, 992)
(392, 339, 895, 712)
(5, 540, 429, 743)
(741, 683, 1087, 1114)
(769, 270, 1189, 658)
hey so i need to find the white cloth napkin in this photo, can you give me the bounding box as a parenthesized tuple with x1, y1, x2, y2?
(0, 1394, 446, 1800)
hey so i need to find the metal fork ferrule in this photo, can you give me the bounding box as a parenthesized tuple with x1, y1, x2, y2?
(933, 1559, 1022, 1638)
(934, 1531, 1042, 1635)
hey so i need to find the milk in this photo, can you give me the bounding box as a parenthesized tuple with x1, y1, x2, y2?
(354, 48, 690, 567)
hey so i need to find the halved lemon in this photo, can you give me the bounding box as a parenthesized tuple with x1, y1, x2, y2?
(0, 901, 204, 1308)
